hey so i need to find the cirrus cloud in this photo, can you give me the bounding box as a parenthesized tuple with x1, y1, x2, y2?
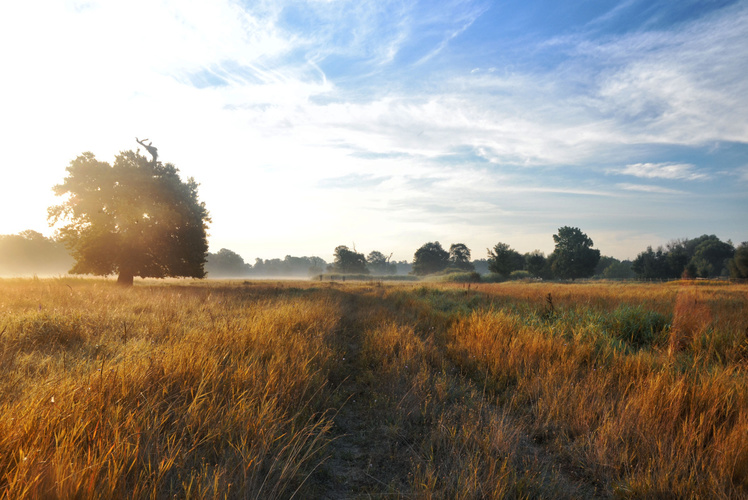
(617, 183, 688, 195)
(616, 162, 709, 181)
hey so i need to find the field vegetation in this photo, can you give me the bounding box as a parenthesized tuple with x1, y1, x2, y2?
(1, 278, 747, 498)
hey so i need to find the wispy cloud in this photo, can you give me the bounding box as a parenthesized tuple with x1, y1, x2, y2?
(0, 0, 744, 261)
(318, 173, 391, 189)
(577, 3, 748, 145)
(617, 183, 688, 195)
(251, 0, 748, 173)
(413, 1, 490, 65)
(616, 163, 709, 180)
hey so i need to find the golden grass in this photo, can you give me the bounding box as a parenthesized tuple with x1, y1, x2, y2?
(0, 280, 339, 498)
(1, 278, 747, 498)
(669, 286, 713, 355)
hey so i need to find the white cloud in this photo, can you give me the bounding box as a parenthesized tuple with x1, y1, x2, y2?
(413, 2, 489, 65)
(0, 0, 744, 261)
(616, 163, 708, 181)
(579, 3, 748, 145)
(617, 183, 687, 195)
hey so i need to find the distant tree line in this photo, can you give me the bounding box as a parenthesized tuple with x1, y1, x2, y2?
(406, 229, 746, 281)
(205, 250, 327, 278)
(409, 226, 604, 281)
(0, 231, 72, 276)
(325, 246, 405, 275)
(206, 245, 413, 278)
(3, 228, 745, 281)
(631, 235, 744, 279)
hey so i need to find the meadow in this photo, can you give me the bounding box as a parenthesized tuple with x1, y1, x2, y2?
(0, 278, 746, 498)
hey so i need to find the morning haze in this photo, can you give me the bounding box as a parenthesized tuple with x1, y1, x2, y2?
(0, 0, 745, 267)
(2, 4, 748, 497)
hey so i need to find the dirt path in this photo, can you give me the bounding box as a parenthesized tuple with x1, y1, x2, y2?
(309, 291, 415, 498)
(308, 288, 605, 499)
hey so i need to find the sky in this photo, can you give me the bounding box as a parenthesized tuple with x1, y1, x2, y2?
(1, 0, 746, 264)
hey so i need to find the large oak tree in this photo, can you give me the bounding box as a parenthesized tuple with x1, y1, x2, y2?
(49, 148, 210, 285)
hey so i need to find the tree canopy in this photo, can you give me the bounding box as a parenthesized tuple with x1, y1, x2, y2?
(633, 246, 679, 279)
(729, 242, 748, 278)
(487, 242, 520, 278)
(49, 149, 210, 285)
(0, 230, 73, 276)
(251, 255, 326, 277)
(205, 248, 250, 278)
(449, 243, 474, 271)
(332, 245, 368, 274)
(412, 242, 449, 275)
(366, 250, 396, 275)
(524, 250, 547, 278)
(691, 237, 734, 277)
(601, 259, 635, 279)
(550, 226, 600, 280)
(632, 235, 736, 280)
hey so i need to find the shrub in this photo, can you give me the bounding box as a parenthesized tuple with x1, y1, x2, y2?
(315, 273, 418, 281)
(603, 305, 670, 348)
(509, 270, 532, 280)
(481, 273, 507, 283)
(432, 271, 481, 283)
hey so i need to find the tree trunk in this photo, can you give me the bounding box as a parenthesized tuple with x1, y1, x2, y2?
(117, 270, 134, 286)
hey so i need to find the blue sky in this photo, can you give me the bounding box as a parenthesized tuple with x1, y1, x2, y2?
(0, 0, 746, 263)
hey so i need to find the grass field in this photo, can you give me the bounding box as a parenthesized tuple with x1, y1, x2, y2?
(1, 278, 747, 498)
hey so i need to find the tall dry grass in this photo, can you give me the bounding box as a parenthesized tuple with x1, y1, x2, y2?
(1, 278, 746, 498)
(415, 281, 748, 498)
(669, 286, 713, 355)
(0, 279, 340, 499)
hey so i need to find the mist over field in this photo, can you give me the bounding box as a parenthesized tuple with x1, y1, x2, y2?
(1, 0, 746, 262)
(1, 1, 747, 497)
